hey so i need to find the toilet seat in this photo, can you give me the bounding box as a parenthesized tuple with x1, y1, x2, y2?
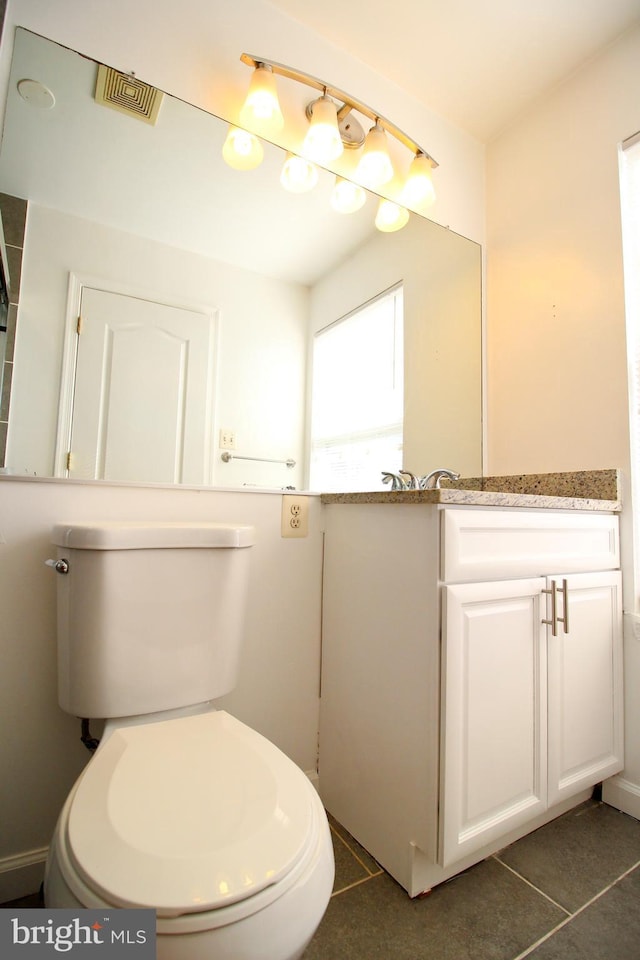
(64, 711, 317, 918)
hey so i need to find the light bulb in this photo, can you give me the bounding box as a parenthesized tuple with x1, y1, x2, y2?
(375, 198, 409, 233)
(331, 176, 366, 214)
(222, 126, 264, 170)
(401, 152, 436, 208)
(239, 64, 284, 134)
(280, 153, 319, 193)
(355, 122, 394, 189)
(302, 96, 344, 165)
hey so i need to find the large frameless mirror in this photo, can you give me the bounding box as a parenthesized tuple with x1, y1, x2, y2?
(0, 28, 482, 490)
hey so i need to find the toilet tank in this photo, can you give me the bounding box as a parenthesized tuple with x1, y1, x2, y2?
(51, 521, 255, 719)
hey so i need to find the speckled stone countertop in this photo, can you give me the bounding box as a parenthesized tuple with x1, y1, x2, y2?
(320, 469, 622, 512)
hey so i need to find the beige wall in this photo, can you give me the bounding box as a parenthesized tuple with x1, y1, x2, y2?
(486, 22, 640, 820)
(486, 23, 640, 477)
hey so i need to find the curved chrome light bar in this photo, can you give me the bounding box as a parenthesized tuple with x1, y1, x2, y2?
(223, 53, 439, 232)
(240, 53, 439, 168)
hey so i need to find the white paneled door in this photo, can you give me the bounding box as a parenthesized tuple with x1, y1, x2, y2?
(65, 286, 216, 484)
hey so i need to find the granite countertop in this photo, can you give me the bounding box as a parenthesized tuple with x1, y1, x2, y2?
(320, 469, 622, 512)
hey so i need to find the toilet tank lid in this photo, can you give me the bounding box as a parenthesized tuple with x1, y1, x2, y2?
(52, 521, 255, 550)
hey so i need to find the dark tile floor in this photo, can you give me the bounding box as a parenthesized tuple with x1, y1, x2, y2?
(3, 800, 639, 959)
(303, 800, 640, 960)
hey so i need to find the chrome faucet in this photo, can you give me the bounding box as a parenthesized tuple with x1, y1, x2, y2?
(421, 468, 460, 490)
(399, 470, 421, 490)
(381, 470, 420, 490)
(382, 468, 460, 491)
(381, 471, 405, 490)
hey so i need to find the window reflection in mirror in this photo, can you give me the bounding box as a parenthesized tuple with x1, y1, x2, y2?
(310, 285, 403, 492)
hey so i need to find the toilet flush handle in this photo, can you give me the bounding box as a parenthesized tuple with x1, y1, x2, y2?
(44, 558, 69, 574)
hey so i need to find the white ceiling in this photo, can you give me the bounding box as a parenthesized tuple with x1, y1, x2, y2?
(268, 0, 640, 141)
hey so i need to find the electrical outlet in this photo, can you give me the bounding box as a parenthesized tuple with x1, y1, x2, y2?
(219, 429, 236, 450)
(281, 494, 309, 538)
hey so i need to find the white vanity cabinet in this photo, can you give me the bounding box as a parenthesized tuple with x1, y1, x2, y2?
(319, 503, 623, 896)
(441, 570, 622, 867)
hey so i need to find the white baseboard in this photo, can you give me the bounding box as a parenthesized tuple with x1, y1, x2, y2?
(0, 847, 48, 904)
(602, 775, 640, 821)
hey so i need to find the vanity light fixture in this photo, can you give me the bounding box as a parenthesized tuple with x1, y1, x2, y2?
(238, 62, 284, 134)
(224, 53, 439, 231)
(280, 152, 319, 193)
(330, 176, 366, 214)
(355, 121, 394, 189)
(222, 125, 264, 170)
(302, 93, 344, 164)
(375, 198, 410, 233)
(400, 151, 436, 209)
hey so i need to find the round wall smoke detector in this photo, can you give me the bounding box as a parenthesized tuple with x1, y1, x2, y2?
(17, 78, 56, 109)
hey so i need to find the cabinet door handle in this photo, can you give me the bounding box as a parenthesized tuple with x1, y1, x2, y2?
(543, 579, 570, 636)
(558, 578, 569, 633)
(542, 580, 558, 636)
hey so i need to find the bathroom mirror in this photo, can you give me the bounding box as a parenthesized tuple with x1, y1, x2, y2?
(0, 28, 482, 490)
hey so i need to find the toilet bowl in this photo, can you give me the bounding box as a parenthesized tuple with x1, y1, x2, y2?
(45, 708, 334, 960)
(43, 521, 334, 959)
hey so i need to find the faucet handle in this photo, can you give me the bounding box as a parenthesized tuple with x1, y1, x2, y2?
(381, 471, 404, 490)
(399, 470, 420, 490)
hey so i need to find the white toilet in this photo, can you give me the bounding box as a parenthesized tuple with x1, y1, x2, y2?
(44, 520, 334, 960)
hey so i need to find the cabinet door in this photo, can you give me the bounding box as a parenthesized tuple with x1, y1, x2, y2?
(547, 571, 623, 805)
(440, 578, 547, 867)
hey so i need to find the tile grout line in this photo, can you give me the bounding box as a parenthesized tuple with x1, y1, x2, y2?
(492, 855, 572, 916)
(329, 824, 384, 878)
(507, 857, 640, 960)
(331, 871, 383, 899)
